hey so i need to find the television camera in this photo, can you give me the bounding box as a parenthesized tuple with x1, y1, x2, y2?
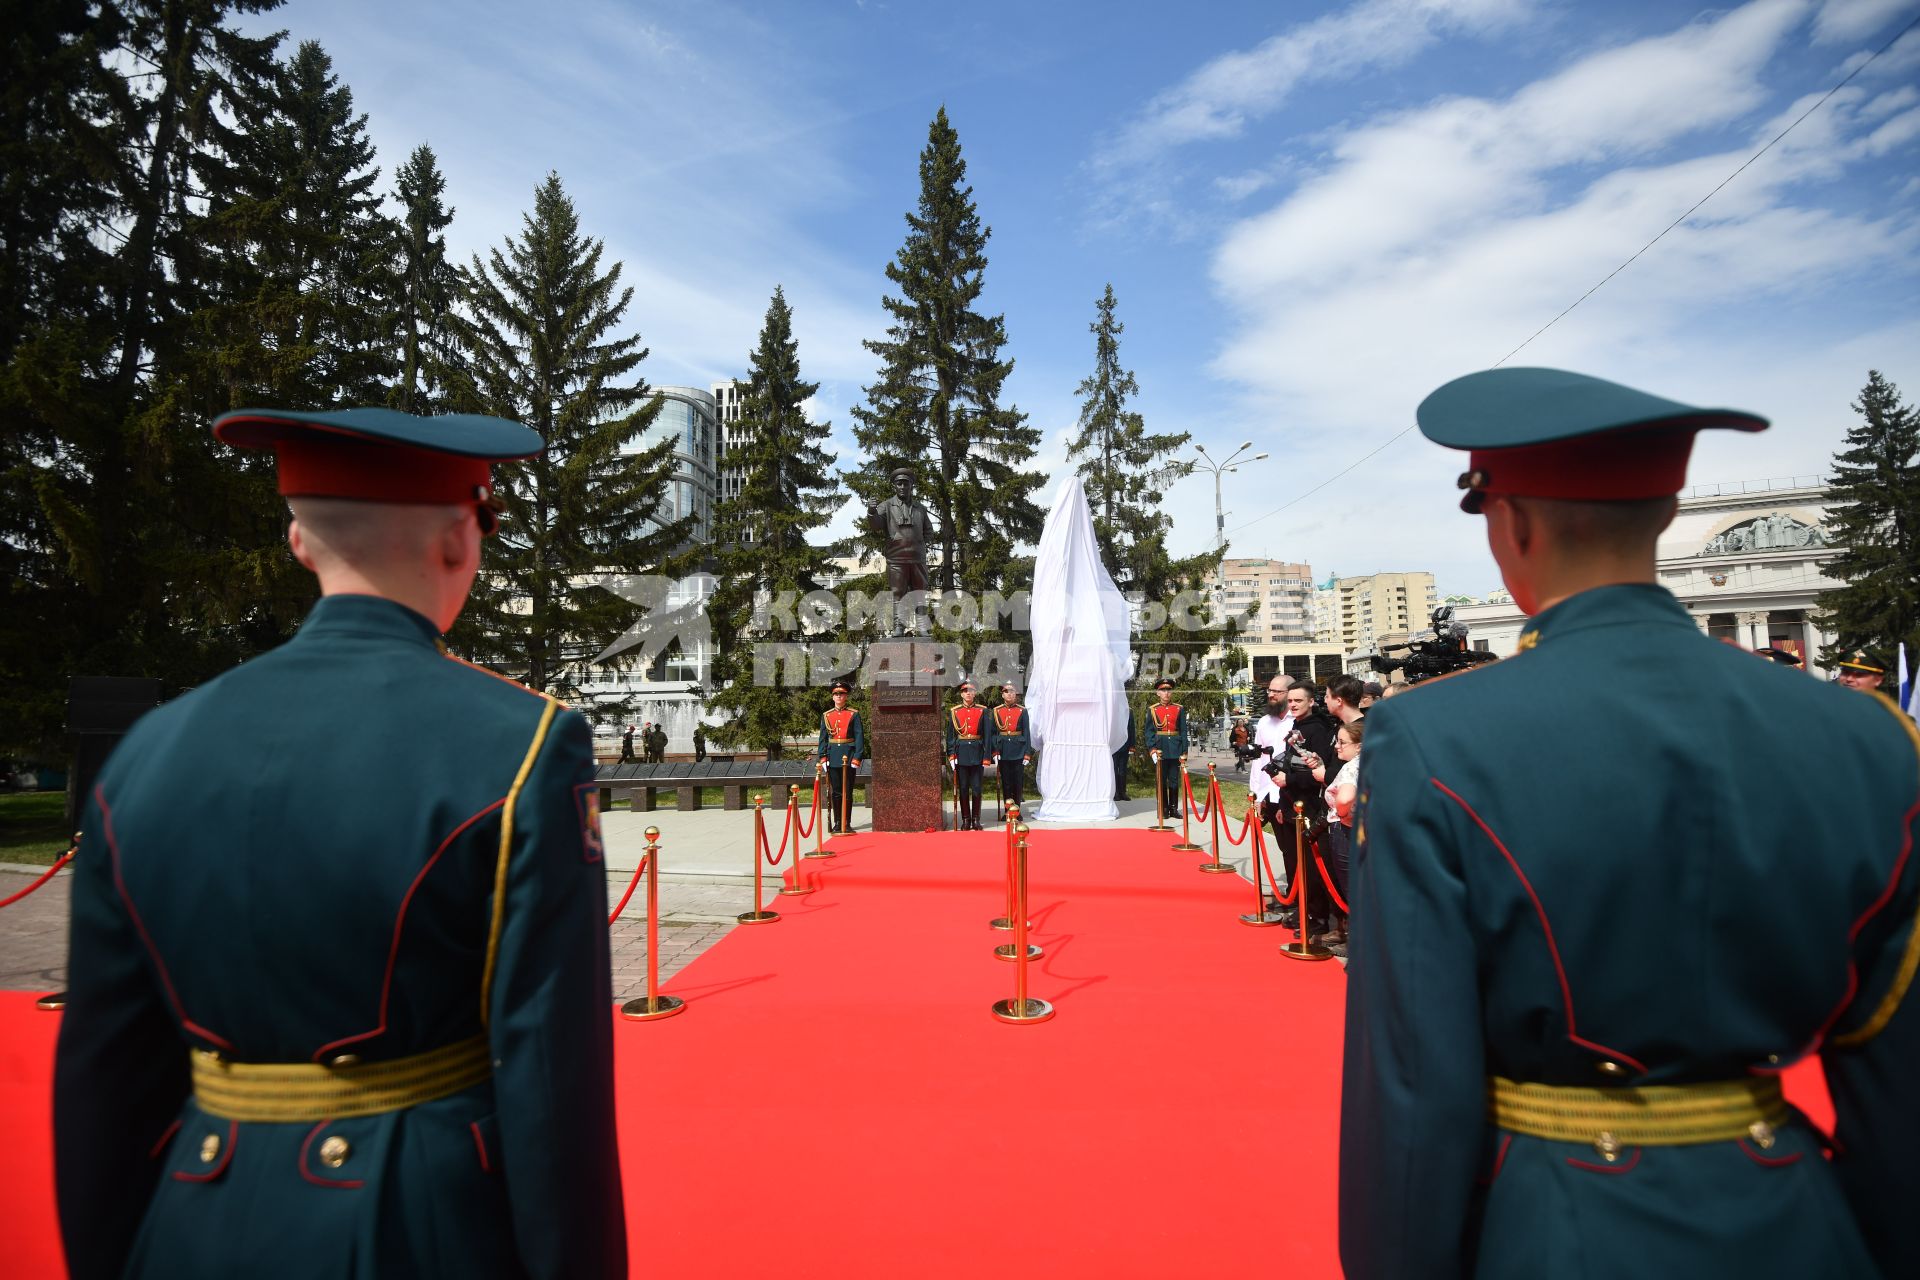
(1370, 605, 1498, 685)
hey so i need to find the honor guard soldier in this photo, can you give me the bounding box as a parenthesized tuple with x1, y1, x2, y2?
(815, 680, 865, 834)
(1341, 368, 1920, 1280)
(1836, 649, 1891, 696)
(988, 683, 1032, 818)
(54, 408, 626, 1279)
(946, 680, 990, 830)
(1142, 678, 1189, 819)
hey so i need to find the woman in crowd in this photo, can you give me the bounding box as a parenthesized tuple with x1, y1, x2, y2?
(1308, 720, 1363, 954)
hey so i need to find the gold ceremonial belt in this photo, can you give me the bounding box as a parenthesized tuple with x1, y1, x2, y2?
(192, 1035, 492, 1122)
(956, 734, 982, 740)
(829, 738, 853, 745)
(1488, 1075, 1789, 1147)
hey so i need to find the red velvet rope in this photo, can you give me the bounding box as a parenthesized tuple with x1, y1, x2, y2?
(0, 851, 73, 909)
(759, 806, 794, 868)
(1217, 790, 1256, 848)
(792, 779, 821, 841)
(1254, 822, 1300, 907)
(1181, 769, 1214, 822)
(1311, 832, 1351, 914)
(607, 853, 651, 926)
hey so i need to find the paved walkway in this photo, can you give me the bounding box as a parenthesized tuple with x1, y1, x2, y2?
(0, 748, 1273, 996)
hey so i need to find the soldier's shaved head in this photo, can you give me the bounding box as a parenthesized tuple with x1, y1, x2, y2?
(287, 497, 480, 632)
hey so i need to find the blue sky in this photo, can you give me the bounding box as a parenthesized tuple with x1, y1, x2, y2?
(248, 0, 1919, 593)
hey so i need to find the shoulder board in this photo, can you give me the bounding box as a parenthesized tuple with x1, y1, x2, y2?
(440, 649, 564, 705)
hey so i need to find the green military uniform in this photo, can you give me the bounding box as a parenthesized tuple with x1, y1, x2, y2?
(816, 681, 865, 834)
(946, 685, 990, 830)
(988, 693, 1031, 818)
(1141, 681, 1189, 819)
(54, 408, 625, 1278)
(1341, 369, 1920, 1279)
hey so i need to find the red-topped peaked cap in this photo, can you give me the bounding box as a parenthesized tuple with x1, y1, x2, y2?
(212, 407, 542, 502)
(1415, 369, 1768, 513)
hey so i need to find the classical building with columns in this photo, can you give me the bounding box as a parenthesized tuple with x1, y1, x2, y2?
(1452, 477, 1842, 675)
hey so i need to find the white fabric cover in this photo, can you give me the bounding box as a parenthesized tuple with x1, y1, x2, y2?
(1026, 476, 1131, 822)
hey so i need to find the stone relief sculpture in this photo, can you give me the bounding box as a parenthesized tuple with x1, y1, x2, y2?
(1697, 513, 1830, 557)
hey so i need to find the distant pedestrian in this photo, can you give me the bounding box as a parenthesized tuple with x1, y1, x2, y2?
(693, 725, 707, 762)
(621, 724, 636, 762)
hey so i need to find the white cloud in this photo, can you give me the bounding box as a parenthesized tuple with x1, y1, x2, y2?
(1183, 0, 1920, 587)
(1812, 0, 1913, 44)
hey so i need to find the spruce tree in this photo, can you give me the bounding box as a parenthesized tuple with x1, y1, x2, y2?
(446, 172, 693, 704)
(849, 107, 1044, 597)
(1815, 370, 1920, 665)
(2, 0, 285, 754)
(705, 286, 838, 757)
(390, 144, 459, 414)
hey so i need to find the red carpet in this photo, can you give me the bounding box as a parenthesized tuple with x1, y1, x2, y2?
(0, 828, 1836, 1277)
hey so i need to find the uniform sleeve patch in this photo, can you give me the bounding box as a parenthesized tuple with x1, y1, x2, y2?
(573, 783, 605, 864)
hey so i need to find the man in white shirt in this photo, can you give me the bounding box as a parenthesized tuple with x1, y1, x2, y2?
(1249, 680, 1295, 916)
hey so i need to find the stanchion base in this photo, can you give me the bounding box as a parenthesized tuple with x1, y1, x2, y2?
(736, 910, 781, 925)
(776, 884, 815, 897)
(620, 995, 687, 1021)
(35, 991, 66, 1012)
(988, 917, 1029, 931)
(991, 997, 1055, 1024)
(993, 943, 1042, 962)
(1239, 910, 1288, 927)
(1145, 822, 1175, 832)
(1278, 941, 1334, 961)
(1171, 840, 1204, 852)
(1198, 862, 1238, 874)
(802, 850, 836, 859)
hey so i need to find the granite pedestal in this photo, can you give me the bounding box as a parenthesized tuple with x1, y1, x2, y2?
(868, 640, 951, 832)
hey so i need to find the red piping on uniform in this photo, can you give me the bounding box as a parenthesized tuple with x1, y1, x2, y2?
(99, 786, 234, 1051)
(1804, 791, 1920, 1053)
(470, 1121, 491, 1173)
(1738, 1139, 1803, 1168)
(1476, 1133, 1513, 1186)
(172, 1120, 237, 1182)
(1565, 1148, 1640, 1175)
(299, 1121, 365, 1190)
(1430, 778, 1648, 1075)
(148, 1118, 181, 1159)
(312, 797, 508, 1061)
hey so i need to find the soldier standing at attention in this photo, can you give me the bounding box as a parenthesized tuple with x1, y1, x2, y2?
(53, 407, 626, 1279)
(945, 680, 990, 831)
(1340, 368, 1918, 1279)
(815, 680, 864, 834)
(988, 682, 1032, 819)
(1143, 678, 1189, 819)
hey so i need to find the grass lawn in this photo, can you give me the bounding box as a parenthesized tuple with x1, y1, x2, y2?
(0, 791, 75, 866)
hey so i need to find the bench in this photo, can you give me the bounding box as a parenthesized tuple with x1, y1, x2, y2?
(594, 761, 871, 813)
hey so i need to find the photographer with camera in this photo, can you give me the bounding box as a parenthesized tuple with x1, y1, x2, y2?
(1371, 605, 1497, 685)
(1276, 683, 1340, 942)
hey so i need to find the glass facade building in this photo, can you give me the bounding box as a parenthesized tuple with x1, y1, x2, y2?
(632, 386, 718, 546)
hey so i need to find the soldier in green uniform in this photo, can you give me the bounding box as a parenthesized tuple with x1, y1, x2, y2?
(54, 408, 626, 1279)
(945, 680, 990, 830)
(1835, 649, 1891, 696)
(815, 680, 865, 834)
(1341, 368, 1919, 1279)
(987, 682, 1032, 819)
(1142, 678, 1189, 819)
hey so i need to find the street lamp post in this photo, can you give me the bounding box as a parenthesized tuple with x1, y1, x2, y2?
(1189, 440, 1268, 679)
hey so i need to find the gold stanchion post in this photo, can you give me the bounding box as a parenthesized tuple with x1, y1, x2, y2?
(993, 805, 1042, 960)
(1172, 759, 1205, 852)
(991, 824, 1054, 1024)
(1147, 748, 1174, 832)
(1239, 794, 1284, 927)
(736, 795, 780, 925)
(804, 761, 833, 858)
(1197, 771, 1236, 874)
(36, 829, 77, 1010)
(621, 826, 687, 1021)
(777, 787, 814, 896)
(990, 804, 1021, 931)
(1278, 801, 1331, 961)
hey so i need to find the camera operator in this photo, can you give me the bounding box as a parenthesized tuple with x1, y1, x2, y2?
(1274, 683, 1338, 939)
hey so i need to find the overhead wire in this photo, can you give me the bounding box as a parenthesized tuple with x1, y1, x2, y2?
(1222, 10, 1920, 541)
